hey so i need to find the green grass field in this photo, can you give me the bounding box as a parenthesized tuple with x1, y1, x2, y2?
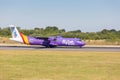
(0, 50, 120, 80)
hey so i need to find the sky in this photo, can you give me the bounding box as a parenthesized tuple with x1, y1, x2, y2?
(0, 0, 120, 32)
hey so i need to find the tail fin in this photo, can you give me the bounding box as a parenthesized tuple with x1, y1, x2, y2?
(9, 25, 23, 43)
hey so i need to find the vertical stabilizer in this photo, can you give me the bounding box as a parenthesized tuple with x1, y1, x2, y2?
(9, 25, 23, 43)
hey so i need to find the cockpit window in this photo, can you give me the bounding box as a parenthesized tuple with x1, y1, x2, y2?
(77, 39, 81, 41)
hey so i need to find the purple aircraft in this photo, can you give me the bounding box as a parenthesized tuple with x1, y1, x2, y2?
(9, 25, 85, 48)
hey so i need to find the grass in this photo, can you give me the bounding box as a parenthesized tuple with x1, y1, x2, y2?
(0, 37, 19, 44)
(0, 50, 120, 80)
(85, 40, 120, 45)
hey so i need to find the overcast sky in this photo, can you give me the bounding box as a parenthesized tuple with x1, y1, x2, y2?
(0, 0, 120, 32)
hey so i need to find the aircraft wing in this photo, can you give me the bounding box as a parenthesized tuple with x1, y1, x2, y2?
(34, 37, 49, 40)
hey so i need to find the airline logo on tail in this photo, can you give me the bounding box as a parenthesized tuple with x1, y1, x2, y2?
(9, 25, 23, 43)
(9, 25, 30, 44)
(13, 31, 17, 38)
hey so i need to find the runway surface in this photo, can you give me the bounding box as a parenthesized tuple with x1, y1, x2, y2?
(0, 45, 120, 52)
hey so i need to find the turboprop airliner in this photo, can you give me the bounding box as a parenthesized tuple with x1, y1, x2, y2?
(9, 25, 85, 48)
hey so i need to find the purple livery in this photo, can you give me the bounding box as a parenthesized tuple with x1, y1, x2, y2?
(9, 25, 85, 48)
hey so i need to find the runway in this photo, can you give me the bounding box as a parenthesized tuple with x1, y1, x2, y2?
(0, 45, 120, 52)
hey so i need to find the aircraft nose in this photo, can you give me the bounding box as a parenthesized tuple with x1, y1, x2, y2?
(82, 42, 85, 46)
(77, 41, 85, 46)
(80, 41, 85, 46)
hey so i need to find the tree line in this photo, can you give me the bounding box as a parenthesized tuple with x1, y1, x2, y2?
(0, 26, 120, 42)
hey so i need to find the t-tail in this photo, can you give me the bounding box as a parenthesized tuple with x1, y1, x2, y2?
(9, 25, 29, 44)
